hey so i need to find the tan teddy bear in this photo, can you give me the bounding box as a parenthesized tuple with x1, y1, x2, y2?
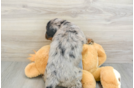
(25, 43, 121, 88)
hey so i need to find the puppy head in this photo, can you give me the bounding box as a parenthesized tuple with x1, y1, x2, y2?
(45, 18, 67, 40)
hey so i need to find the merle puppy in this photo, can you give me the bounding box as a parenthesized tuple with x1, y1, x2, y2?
(44, 18, 87, 88)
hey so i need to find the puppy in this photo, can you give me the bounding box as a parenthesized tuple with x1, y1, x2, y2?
(44, 18, 87, 88)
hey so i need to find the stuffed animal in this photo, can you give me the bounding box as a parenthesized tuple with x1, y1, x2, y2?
(82, 43, 121, 88)
(25, 43, 121, 88)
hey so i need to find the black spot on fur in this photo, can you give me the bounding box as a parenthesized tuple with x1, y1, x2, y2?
(51, 63, 55, 66)
(59, 43, 62, 49)
(75, 45, 77, 48)
(61, 20, 66, 24)
(61, 49, 65, 56)
(46, 85, 52, 88)
(82, 41, 84, 44)
(62, 34, 66, 37)
(53, 52, 57, 56)
(71, 46, 74, 50)
(63, 22, 70, 25)
(58, 34, 61, 36)
(69, 53, 75, 58)
(79, 71, 81, 73)
(71, 37, 77, 42)
(77, 82, 80, 85)
(59, 43, 65, 56)
(66, 30, 78, 34)
(53, 71, 57, 75)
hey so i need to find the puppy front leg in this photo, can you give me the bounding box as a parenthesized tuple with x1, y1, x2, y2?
(45, 76, 59, 88)
(70, 68, 83, 88)
(68, 80, 82, 88)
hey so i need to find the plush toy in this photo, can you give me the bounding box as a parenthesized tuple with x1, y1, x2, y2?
(25, 43, 121, 88)
(82, 43, 121, 88)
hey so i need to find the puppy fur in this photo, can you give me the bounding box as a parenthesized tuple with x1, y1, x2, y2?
(44, 18, 87, 88)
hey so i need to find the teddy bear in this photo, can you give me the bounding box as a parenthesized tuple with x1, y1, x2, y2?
(25, 43, 121, 88)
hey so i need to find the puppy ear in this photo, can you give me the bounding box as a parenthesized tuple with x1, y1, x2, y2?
(60, 20, 66, 24)
(46, 21, 51, 30)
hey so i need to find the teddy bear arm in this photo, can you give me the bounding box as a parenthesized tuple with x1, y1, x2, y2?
(98, 54, 106, 66)
(25, 62, 41, 78)
(94, 43, 106, 66)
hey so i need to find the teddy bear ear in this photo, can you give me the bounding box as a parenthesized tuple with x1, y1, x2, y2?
(28, 54, 36, 62)
(33, 50, 36, 53)
(86, 38, 94, 45)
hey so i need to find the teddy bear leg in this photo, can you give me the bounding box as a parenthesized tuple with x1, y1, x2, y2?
(81, 70, 96, 88)
(25, 62, 41, 78)
(92, 68, 102, 81)
(100, 66, 121, 88)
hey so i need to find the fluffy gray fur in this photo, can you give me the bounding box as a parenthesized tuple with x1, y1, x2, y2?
(44, 18, 86, 88)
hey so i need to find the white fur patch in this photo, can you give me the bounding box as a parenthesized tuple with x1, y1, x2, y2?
(113, 69, 121, 88)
